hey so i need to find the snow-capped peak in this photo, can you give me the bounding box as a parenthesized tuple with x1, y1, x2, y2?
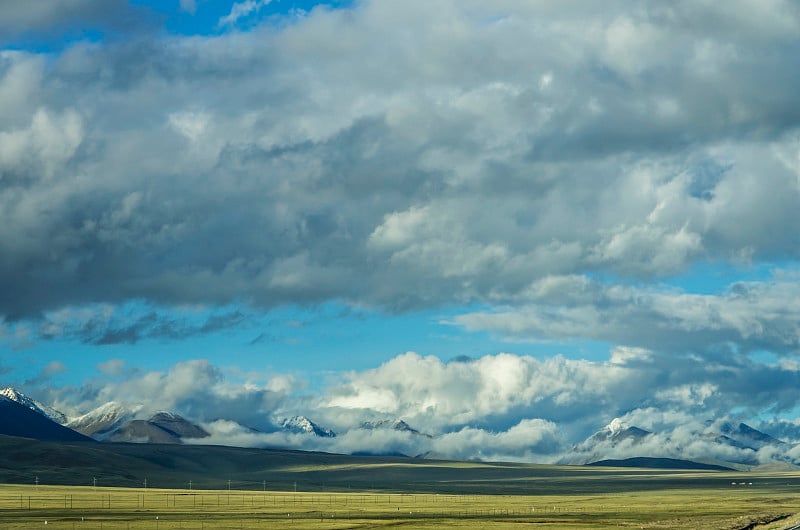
(607, 418, 626, 435)
(0, 387, 67, 424)
(280, 416, 336, 437)
(359, 418, 431, 438)
(66, 401, 140, 438)
(68, 401, 128, 424)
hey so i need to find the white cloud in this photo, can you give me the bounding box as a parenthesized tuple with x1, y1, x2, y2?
(194, 417, 564, 462)
(168, 110, 209, 142)
(0, 1, 798, 321)
(608, 346, 653, 365)
(218, 0, 271, 27)
(454, 273, 800, 356)
(2, 1, 800, 461)
(323, 351, 640, 435)
(0, 107, 83, 179)
(40, 350, 800, 464)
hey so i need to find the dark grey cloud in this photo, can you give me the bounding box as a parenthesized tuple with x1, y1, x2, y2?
(0, 0, 798, 336)
(37, 306, 249, 345)
(0, 0, 148, 45)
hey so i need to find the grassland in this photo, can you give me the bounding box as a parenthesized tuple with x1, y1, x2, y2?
(4, 436, 800, 528)
(3, 469, 800, 529)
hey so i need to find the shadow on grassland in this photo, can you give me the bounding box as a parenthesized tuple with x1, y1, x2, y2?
(1, 434, 798, 495)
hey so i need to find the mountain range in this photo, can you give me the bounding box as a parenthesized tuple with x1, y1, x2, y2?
(0, 395, 91, 442)
(1, 386, 796, 470)
(562, 417, 795, 470)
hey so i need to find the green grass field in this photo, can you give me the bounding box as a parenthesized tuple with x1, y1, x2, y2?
(3, 467, 800, 529)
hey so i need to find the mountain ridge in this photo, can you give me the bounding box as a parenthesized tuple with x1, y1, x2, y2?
(2, 386, 796, 468)
(0, 396, 91, 442)
(0, 387, 67, 424)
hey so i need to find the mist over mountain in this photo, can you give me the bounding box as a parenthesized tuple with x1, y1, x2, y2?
(66, 401, 138, 438)
(105, 412, 210, 444)
(280, 416, 336, 438)
(1, 0, 800, 492)
(361, 419, 432, 438)
(4, 385, 800, 470)
(563, 418, 793, 469)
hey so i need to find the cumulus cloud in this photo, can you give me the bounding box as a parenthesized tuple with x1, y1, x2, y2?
(50, 359, 290, 430)
(30, 351, 800, 463)
(311, 349, 800, 442)
(322, 352, 640, 435)
(3, 0, 800, 464)
(43, 346, 800, 456)
(194, 417, 565, 463)
(0, 1, 798, 324)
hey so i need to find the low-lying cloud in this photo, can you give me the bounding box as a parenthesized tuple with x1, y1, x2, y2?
(30, 350, 800, 464)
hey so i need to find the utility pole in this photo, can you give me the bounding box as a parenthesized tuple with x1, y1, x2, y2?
(93, 477, 97, 489)
(144, 478, 147, 489)
(35, 476, 38, 487)
(228, 480, 231, 491)
(189, 480, 192, 491)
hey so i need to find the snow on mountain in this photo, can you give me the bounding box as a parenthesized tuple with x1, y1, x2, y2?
(706, 421, 785, 451)
(562, 418, 654, 465)
(575, 418, 652, 450)
(106, 412, 209, 444)
(0, 387, 67, 424)
(280, 416, 336, 437)
(565, 417, 789, 468)
(66, 401, 139, 439)
(3, 383, 792, 468)
(360, 419, 431, 438)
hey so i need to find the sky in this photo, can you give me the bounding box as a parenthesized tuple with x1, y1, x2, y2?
(1, 0, 800, 462)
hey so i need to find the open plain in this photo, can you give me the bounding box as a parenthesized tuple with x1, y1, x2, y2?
(4, 466, 800, 529)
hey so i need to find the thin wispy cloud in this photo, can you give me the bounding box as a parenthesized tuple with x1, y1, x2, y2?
(218, 0, 272, 27)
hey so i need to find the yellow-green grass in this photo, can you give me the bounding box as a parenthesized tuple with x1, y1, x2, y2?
(3, 473, 800, 530)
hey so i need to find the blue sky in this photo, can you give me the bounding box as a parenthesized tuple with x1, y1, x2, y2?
(1, 0, 800, 461)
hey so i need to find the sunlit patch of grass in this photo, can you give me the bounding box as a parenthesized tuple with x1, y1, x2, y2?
(0, 477, 799, 529)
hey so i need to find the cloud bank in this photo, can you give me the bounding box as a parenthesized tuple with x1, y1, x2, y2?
(29, 349, 800, 464)
(2, 1, 800, 466)
(0, 0, 798, 322)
